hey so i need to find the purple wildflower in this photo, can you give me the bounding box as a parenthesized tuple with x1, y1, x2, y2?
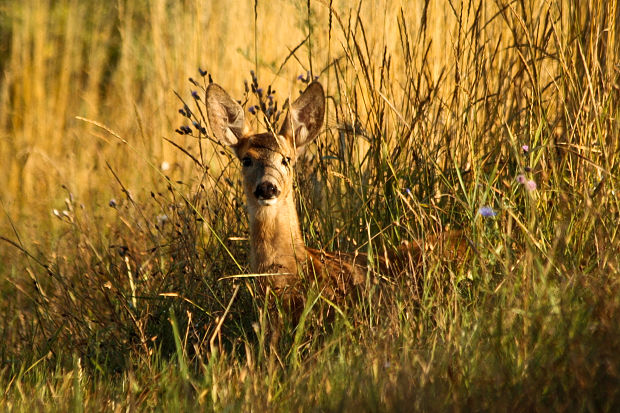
(525, 180, 537, 191)
(517, 174, 537, 191)
(478, 206, 497, 217)
(522, 144, 529, 153)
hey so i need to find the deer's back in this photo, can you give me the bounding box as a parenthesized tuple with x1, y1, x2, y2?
(261, 231, 469, 316)
(303, 230, 468, 303)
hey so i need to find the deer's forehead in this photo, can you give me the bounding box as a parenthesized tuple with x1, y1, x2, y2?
(238, 133, 292, 158)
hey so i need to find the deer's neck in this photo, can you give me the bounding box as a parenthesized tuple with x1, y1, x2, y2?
(247, 193, 307, 276)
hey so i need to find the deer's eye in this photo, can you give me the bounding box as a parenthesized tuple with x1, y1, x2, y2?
(242, 157, 252, 167)
(282, 157, 291, 167)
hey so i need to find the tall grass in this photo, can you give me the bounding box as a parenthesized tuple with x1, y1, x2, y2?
(1, 0, 619, 410)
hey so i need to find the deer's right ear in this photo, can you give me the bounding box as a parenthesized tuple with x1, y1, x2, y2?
(206, 84, 245, 147)
(279, 82, 325, 152)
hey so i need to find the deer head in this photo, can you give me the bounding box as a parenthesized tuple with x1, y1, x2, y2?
(206, 82, 325, 210)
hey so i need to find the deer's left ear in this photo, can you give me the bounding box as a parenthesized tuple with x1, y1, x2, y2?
(206, 84, 246, 147)
(279, 82, 325, 153)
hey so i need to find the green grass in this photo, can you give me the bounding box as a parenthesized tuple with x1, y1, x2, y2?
(1, 0, 619, 411)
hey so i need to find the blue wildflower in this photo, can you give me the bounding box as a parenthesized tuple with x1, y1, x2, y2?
(478, 206, 497, 217)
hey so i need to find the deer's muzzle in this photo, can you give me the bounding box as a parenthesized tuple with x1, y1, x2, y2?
(254, 181, 280, 205)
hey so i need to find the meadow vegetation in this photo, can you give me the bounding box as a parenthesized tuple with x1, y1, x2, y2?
(0, 0, 619, 410)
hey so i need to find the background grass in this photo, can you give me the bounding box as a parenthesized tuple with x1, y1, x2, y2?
(1, 0, 619, 410)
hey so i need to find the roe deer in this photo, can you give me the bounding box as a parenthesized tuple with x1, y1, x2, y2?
(206, 81, 465, 311)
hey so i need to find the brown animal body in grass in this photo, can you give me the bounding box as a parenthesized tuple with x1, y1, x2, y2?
(206, 81, 466, 313)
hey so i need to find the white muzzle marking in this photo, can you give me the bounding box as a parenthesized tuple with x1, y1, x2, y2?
(258, 198, 278, 206)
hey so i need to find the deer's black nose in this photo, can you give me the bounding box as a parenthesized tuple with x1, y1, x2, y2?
(254, 182, 280, 199)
